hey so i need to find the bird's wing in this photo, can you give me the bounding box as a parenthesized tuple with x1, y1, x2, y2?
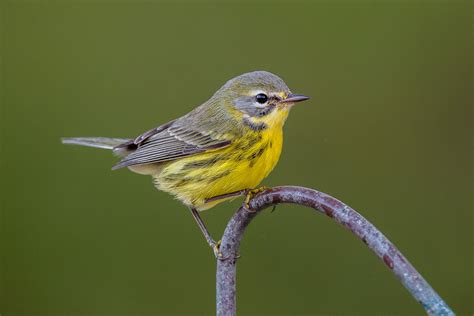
(132, 120, 177, 145)
(112, 121, 232, 170)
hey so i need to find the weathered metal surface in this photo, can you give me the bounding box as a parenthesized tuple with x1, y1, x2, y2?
(216, 186, 454, 316)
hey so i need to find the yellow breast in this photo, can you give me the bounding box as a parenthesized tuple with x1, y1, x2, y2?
(153, 125, 284, 210)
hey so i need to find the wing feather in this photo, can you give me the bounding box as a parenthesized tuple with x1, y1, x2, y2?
(112, 122, 231, 170)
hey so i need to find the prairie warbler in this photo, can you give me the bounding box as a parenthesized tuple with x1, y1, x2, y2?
(63, 71, 309, 257)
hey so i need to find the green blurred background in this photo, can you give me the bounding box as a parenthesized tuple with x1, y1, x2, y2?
(1, 1, 472, 315)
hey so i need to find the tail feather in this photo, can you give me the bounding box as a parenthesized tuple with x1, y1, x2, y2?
(61, 137, 131, 150)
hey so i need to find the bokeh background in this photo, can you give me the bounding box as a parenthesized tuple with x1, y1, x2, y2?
(1, 1, 472, 315)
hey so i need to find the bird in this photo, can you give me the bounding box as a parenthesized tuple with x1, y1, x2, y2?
(62, 71, 310, 257)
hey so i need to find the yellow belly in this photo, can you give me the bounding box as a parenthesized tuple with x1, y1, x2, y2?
(152, 128, 283, 210)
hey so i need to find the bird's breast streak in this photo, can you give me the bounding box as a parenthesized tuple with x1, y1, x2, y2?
(153, 128, 283, 210)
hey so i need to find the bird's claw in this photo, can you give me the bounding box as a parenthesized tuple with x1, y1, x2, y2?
(212, 240, 224, 259)
(244, 186, 270, 209)
(211, 240, 240, 261)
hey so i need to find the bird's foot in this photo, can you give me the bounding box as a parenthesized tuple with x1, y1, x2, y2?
(244, 186, 270, 209)
(211, 240, 223, 259)
(210, 240, 240, 261)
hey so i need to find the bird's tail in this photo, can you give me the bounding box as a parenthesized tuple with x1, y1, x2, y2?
(61, 137, 132, 150)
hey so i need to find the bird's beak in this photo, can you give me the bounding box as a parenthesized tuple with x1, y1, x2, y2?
(280, 93, 310, 104)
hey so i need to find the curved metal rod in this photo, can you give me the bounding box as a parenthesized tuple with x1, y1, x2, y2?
(216, 186, 454, 316)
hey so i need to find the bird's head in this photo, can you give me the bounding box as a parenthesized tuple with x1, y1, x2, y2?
(214, 71, 310, 130)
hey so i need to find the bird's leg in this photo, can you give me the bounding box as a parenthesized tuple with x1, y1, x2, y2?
(196, 187, 270, 259)
(205, 187, 271, 211)
(204, 189, 248, 204)
(188, 206, 223, 259)
(205, 186, 271, 206)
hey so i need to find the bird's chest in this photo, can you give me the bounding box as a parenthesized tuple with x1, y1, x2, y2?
(189, 129, 282, 208)
(232, 129, 283, 187)
(155, 128, 283, 208)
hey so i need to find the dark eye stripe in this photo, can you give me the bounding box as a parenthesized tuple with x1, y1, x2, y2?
(233, 95, 278, 118)
(257, 104, 276, 117)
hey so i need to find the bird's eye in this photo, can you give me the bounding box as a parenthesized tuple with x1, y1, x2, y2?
(255, 93, 268, 104)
